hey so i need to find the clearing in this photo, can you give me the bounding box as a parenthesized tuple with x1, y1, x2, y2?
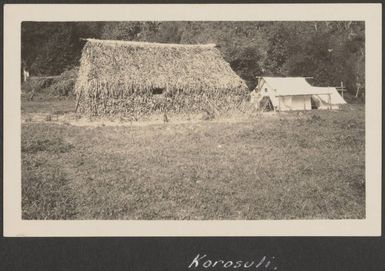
(21, 96, 365, 220)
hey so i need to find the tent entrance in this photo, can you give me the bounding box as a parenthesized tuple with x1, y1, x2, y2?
(311, 96, 320, 109)
(259, 97, 274, 112)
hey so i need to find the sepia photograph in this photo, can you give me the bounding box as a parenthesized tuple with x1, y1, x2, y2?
(20, 20, 365, 220)
(2, 4, 384, 271)
(3, 4, 381, 236)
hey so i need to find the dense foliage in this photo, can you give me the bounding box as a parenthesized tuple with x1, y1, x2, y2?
(22, 21, 364, 93)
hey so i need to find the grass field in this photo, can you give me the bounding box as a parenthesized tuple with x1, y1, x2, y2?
(21, 96, 365, 220)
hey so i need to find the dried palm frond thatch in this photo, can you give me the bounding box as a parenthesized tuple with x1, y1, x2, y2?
(75, 39, 249, 117)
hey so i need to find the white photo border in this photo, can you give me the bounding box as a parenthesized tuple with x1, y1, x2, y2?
(3, 3, 382, 237)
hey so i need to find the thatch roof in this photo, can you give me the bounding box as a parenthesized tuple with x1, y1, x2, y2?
(75, 38, 248, 96)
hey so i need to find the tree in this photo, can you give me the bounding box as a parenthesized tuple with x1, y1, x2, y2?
(21, 21, 365, 95)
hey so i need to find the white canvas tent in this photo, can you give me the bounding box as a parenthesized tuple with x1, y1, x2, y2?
(312, 87, 347, 110)
(251, 77, 346, 111)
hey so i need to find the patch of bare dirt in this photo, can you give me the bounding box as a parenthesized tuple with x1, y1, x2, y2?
(22, 112, 274, 127)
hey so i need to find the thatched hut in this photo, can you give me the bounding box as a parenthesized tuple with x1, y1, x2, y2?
(75, 39, 248, 117)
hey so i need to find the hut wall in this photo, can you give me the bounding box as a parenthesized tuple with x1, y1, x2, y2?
(75, 39, 249, 117)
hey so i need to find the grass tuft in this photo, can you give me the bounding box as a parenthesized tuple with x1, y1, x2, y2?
(22, 128, 73, 154)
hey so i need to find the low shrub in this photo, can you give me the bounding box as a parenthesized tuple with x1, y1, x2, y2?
(21, 67, 78, 97)
(21, 77, 54, 94)
(47, 67, 78, 96)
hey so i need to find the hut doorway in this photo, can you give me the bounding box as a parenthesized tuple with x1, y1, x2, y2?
(152, 88, 164, 95)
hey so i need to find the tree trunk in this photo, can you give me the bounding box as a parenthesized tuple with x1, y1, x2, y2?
(355, 84, 360, 98)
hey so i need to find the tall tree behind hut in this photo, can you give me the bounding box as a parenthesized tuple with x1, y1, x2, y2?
(21, 21, 364, 96)
(267, 21, 365, 95)
(21, 22, 103, 75)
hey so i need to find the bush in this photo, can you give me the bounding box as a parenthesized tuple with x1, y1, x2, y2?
(343, 92, 365, 104)
(47, 67, 78, 96)
(21, 77, 55, 94)
(21, 67, 78, 97)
